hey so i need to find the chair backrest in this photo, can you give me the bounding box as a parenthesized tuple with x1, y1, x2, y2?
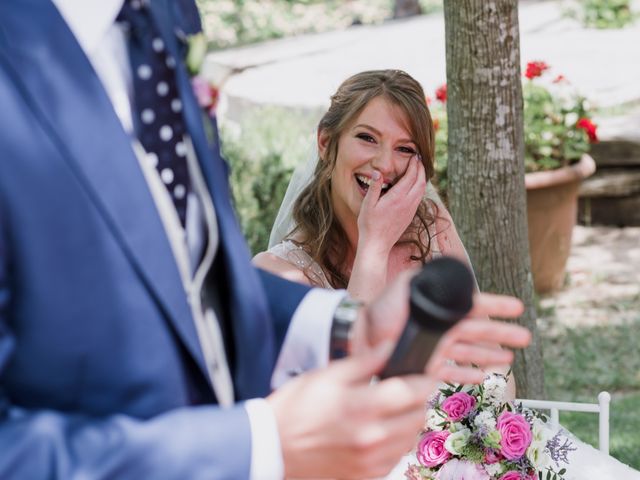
(516, 391, 611, 454)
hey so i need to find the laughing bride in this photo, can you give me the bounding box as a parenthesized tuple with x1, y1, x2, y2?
(253, 69, 640, 480)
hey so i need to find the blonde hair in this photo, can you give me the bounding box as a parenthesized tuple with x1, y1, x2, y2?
(290, 70, 438, 288)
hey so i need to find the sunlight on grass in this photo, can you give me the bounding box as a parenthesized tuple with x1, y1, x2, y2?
(543, 318, 640, 468)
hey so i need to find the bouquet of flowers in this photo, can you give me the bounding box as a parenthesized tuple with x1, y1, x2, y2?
(405, 374, 575, 480)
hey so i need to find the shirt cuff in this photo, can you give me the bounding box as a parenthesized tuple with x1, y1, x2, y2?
(245, 398, 284, 480)
(271, 288, 346, 388)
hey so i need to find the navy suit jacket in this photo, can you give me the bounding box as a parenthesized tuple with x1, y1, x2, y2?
(0, 0, 310, 478)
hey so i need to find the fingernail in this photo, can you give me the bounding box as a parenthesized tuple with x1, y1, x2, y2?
(372, 170, 381, 181)
(416, 154, 422, 162)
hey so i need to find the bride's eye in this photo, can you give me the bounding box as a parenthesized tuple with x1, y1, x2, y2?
(398, 146, 417, 155)
(356, 133, 376, 143)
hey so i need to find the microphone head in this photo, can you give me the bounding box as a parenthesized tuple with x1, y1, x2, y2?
(410, 256, 475, 328)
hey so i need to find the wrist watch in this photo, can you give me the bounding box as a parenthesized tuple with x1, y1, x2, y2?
(329, 296, 363, 360)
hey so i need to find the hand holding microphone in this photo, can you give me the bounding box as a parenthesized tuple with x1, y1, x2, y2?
(379, 256, 475, 378)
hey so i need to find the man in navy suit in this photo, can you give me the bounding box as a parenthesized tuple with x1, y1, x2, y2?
(0, 0, 530, 478)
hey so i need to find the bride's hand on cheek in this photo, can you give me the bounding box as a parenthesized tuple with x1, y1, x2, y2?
(356, 155, 426, 257)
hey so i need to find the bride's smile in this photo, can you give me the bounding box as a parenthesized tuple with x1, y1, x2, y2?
(321, 96, 417, 222)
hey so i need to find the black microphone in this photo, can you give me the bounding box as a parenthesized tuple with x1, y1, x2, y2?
(379, 256, 475, 378)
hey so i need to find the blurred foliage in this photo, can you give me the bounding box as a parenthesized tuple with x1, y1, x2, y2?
(429, 100, 449, 203)
(430, 64, 596, 198)
(522, 78, 592, 173)
(196, 0, 443, 50)
(221, 107, 316, 254)
(564, 0, 635, 29)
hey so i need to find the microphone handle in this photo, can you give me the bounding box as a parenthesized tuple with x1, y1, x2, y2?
(378, 320, 444, 379)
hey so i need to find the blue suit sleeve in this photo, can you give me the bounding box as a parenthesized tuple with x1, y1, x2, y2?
(256, 268, 312, 353)
(0, 212, 252, 480)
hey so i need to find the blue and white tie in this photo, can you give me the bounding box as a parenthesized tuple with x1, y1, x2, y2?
(118, 0, 191, 227)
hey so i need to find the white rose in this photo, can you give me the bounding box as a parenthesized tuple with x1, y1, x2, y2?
(425, 408, 446, 431)
(527, 417, 553, 469)
(483, 374, 507, 405)
(474, 410, 497, 431)
(485, 462, 503, 477)
(444, 428, 471, 455)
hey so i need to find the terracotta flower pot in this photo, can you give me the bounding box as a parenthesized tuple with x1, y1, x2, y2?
(525, 154, 596, 294)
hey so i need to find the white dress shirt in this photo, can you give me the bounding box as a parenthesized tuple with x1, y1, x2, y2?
(52, 0, 344, 478)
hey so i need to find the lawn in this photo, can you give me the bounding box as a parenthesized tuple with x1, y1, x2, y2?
(542, 317, 640, 468)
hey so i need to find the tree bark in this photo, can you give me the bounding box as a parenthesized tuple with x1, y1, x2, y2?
(443, 0, 544, 398)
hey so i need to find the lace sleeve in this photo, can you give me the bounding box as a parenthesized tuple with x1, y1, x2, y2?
(268, 240, 333, 289)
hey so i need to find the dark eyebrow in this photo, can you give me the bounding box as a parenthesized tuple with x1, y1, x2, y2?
(353, 123, 382, 136)
(353, 124, 414, 145)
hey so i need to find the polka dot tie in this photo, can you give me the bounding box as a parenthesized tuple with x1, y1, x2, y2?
(118, 0, 191, 227)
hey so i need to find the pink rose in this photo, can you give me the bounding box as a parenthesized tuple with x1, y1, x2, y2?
(441, 392, 476, 421)
(499, 472, 522, 480)
(496, 411, 532, 460)
(484, 449, 502, 464)
(417, 431, 451, 468)
(436, 459, 489, 480)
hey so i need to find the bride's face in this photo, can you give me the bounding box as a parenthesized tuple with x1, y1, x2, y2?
(323, 96, 417, 223)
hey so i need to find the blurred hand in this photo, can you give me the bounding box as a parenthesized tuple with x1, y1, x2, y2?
(351, 269, 530, 384)
(268, 341, 439, 479)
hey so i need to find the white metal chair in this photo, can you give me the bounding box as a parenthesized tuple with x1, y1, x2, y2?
(516, 391, 611, 454)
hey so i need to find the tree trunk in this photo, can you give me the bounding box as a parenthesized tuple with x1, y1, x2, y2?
(443, 0, 544, 398)
(393, 0, 422, 19)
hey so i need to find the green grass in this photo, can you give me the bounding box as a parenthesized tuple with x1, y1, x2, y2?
(542, 317, 640, 468)
(557, 393, 640, 469)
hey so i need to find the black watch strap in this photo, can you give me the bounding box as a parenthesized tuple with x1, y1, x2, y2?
(329, 297, 363, 360)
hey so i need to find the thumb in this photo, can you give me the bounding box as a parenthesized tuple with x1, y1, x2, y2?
(360, 170, 383, 216)
(331, 340, 395, 384)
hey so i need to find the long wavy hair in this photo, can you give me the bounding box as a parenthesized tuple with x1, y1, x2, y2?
(290, 70, 439, 288)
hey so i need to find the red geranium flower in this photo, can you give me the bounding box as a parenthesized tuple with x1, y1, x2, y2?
(433, 117, 440, 132)
(524, 61, 550, 79)
(553, 74, 567, 84)
(576, 117, 598, 143)
(435, 84, 447, 103)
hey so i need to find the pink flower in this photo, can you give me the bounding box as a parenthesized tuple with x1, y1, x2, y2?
(435, 459, 490, 480)
(496, 411, 532, 460)
(441, 392, 476, 421)
(498, 472, 522, 480)
(435, 84, 447, 103)
(484, 449, 502, 464)
(191, 75, 220, 113)
(417, 431, 451, 468)
(405, 464, 423, 480)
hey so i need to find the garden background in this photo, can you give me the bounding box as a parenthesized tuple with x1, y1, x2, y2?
(194, 0, 640, 468)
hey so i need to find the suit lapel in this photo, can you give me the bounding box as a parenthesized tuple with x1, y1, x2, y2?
(0, 0, 210, 384)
